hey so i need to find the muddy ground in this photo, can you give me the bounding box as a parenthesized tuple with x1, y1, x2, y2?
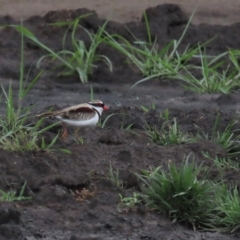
(1, 3, 240, 240)
(2, 0, 240, 25)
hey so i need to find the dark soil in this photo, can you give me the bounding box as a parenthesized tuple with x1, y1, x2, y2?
(1, 4, 240, 240)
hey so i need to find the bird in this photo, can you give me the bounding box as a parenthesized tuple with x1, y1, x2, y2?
(36, 100, 109, 139)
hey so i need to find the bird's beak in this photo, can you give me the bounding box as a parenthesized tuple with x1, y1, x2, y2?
(103, 105, 109, 111)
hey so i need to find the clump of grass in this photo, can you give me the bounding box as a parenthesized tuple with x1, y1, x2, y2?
(146, 118, 194, 145)
(134, 152, 240, 232)
(214, 184, 240, 233)
(12, 16, 112, 83)
(105, 11, 199, 88)
(198, 114, 240, 160)
(136, 156, 216, 230)
(0, 182, 31, 202)
(179, 46, 239, 94)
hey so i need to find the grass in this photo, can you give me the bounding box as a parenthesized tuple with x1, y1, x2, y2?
(0, 84, 58, 151)
(11, 16, 112, 83)
(6, 11, 240, 94)
(202, 152, 239, 170)
(160, 108, 170, 121)
(98, 113, 116, 128)
(103, 16, 240, 93)
(198, 114, 240, 160)
(179, 46, 239, 94)
(72, 135, 84, 145)
(118, 192, 142, 212)
(146, 118, 194, 146)
(107, 163, 123, 188)
(215, 184, 240, 233)
(135, 156, 240, 232)
(136, 156, 216, 230)
(1, 10, 240, 234)
(212, 121, 240, 160)
(0, 182, 31, 202)
(98, 112, 135, 130)
(0, 22, 60, 152)
(8, 13, 240, 95)
(102, 8, 240, 95)
(140, 102, 156, 113)
(228, 48, 240, 80)
(104, 11, 200, 88)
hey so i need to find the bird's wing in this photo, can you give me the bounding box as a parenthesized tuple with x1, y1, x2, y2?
(64, 104, 97, 120)
(36, 103, 96, 120)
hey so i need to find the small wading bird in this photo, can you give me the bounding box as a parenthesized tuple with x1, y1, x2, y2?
(36, 100, 109, 139)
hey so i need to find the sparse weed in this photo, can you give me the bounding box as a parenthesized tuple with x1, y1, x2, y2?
(118, 192, 142, 212)
(72, 135, 84, 145)
(40, 133, 71, 153)
(140, 102, 156, 113)
(202, 152, 239, 170)
(121, 122, 134, 130)
(160, 108, 169, 121)
(98, 113, 116, 128)
(99, 113, 134, 130)
(146, 118, 194, 145)
(107, 163, 123, 188)
(118, 114, 135, 130)
(0, 182, 31, 202)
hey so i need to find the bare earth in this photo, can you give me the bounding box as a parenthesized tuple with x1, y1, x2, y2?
(1, 0, 240, 25)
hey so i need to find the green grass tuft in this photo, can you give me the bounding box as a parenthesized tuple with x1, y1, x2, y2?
(11, 16, 112, 83)
(146, 118, 194, 145)
(136, 156, 216, 230)
(0, 182, 31, 202)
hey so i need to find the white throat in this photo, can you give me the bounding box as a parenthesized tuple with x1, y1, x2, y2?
(92, 106, 103, 116)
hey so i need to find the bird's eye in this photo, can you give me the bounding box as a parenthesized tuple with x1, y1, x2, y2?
(93, 103, 103, 107)
(90, 102, 104, 108)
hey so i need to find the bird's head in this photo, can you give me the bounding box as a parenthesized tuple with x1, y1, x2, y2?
(88, 100, 109, 115)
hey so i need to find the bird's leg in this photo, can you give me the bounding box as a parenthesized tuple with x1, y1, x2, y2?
(61, 123, 68, 140)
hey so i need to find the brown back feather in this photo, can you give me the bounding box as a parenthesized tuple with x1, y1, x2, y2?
(36, 103, 94, 118)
